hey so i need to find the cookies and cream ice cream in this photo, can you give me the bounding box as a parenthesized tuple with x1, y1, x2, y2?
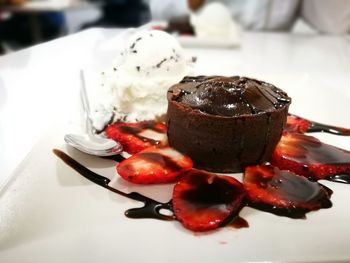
(93, 29, 194, 129)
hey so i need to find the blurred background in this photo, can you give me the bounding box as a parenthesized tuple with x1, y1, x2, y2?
(0, 0, 151, 54)
(1, 0, 349, 55)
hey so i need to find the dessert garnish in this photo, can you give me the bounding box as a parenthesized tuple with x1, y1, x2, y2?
(271, 132, 350, 183)
(53, 146, 334, 231)
(93, 29, 194, 127)
(105, 121, 167, 154)
(244, 164, 332, 219)
(286, 114, 350, 135)
(117, 146, 193, 184)
(172, 169, 246, 231)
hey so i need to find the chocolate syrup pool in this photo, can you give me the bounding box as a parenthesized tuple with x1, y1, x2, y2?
(53, 149, 334, 230)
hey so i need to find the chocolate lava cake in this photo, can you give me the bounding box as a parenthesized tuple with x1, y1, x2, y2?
(166, 76, 291, 172)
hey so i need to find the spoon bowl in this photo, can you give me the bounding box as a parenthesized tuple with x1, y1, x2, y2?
(64, 134, 123, 156)
(64, 70, 123, 157)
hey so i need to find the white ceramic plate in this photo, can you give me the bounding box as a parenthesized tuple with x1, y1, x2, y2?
(1, 28, 350, 262)
(1, 75, 350, 262)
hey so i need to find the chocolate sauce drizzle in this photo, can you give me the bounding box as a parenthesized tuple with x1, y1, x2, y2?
(103, 155, 126, 162)
(274, 132, 350, 183)
(289, 114, 350, 136)
(327, 174, 350, 184)
(308, 122, 350, 136)
(54, 149, 249, 228)
(53, 149, 174, 221)
(138, 152, 183, 171)
(53, 148, 337, 231)
(118, 121, 164, 145)
(244, 165, 333, 219)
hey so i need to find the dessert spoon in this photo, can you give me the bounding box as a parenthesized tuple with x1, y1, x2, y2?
(64, 70, 123, 156)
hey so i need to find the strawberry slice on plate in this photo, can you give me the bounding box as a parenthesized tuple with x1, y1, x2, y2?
(285, 115, 350, 136)
(117, 146, 193, 184)
(105, 121, 167, 154)
(172, 169, 246, 232)
(285, 115, 311, 133)
(244, 164, 332, 218)
(271, 132, 350, 182)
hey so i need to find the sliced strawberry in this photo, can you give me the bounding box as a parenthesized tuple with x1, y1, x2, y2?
(286, 115, 350, 136)
(244, 164, 332, 218)
(271, 132, 350, 182)
(172, 169, 246, 232)
(285, 115, 311, 133)
(117, 146, 193, 184)
(105, 121, 167, 154)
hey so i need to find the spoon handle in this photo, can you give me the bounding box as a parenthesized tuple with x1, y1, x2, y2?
(80, 70, 94, 136)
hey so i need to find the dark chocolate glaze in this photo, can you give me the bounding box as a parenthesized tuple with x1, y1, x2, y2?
(244, 164, 333, 219)
(138, 152, 183, 171)
(173, 170, 246, 230)
(121, 151, 187, 182)
(248, 186, 333, 219)
(285, 133, 350, 165)
(274, 133, 350, 183)
(171, 76, 291, 117)
(118, 121, 164, 145)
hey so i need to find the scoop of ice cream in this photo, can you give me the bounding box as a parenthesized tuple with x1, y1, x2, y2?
(95, 30, 194, 127)
(190, 2, 240, 39)
(116, 30, 190, 79)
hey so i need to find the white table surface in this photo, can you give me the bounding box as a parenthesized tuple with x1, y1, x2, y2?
(1, 28, 350, 262)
